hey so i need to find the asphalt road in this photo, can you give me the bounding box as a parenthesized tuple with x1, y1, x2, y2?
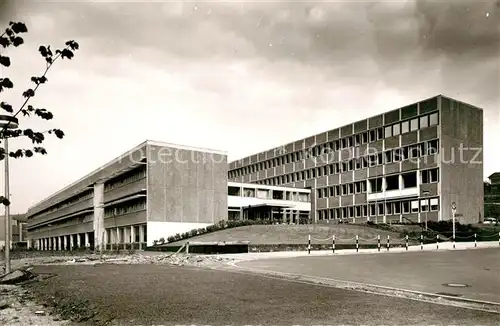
(27, 264, 499, 325)
(238, 247, 500, 303)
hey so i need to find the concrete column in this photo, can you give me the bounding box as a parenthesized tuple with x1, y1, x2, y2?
(42, 238, 46, 250)
(367, 180, 372, 193)
(110, 229, 114, 250)
(63, 236, 67, 251)
(93, 181, 105, 252)
(399, 175, 405, 190)
(76, 234, 81, 248)
(116, 228, 120, 246)
(85, 233, 90, 249)
(57, 237, 62, 251)
(139, 225, 145, 250)
(130, 226, 135, 249)
(70, 235, 74, 251)
(125, 227, 131, 244)
(104, 228, 108, 249)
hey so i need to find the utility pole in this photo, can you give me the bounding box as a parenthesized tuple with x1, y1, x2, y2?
(452, 201, 457, 248)
(4, 137, 10, 274)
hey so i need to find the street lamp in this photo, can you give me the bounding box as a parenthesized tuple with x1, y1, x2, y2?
(0, 114, 19, 274)
(422, 190, 430, 231)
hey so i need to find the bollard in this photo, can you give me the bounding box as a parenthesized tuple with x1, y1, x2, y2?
(377, 235, 380, 252)
(332, 235, 335, 254)
(474, 233, 477, 248)
(186, 241, 189, 254)
(356, 235, 359, 253)
(420, 234, 423, 250)
(386, 235, 390, 251)
(436, 234, 439, 250)
(308, 234, 311, 254)
(405, 235, 408, 251)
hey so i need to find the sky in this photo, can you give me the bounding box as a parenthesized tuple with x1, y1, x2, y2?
(0, 0, 499, 214)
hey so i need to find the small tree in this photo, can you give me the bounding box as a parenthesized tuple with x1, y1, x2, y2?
(0, 21, 79, 206)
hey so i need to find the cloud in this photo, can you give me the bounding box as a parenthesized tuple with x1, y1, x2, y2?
(0, 0, 498, 213)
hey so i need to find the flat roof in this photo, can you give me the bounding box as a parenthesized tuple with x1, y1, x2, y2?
(228, 94, 482, 166)
(27, 140, 227, 212)
(228, 181, 311, 193)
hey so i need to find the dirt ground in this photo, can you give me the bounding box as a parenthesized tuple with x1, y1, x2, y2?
(0, 252, 234, 325)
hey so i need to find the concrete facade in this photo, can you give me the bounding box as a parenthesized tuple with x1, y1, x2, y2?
(227, 182, 311, 224)
(26, 140, 228, 249)
(0, 214, 27, 249)
(228, 95, 484, 225)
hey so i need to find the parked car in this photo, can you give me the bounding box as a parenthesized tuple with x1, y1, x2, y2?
(483, 217, 498, 224)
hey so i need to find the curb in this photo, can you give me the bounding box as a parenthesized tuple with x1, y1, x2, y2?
(218, 262, 500, 314)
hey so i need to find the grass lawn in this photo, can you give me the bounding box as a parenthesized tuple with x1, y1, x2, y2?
(166, 224, 407, 245)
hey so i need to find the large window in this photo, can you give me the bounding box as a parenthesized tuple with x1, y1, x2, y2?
(420, 199, 429, 212)
(420, 115, 429, 129)
(430, 198, 439, 211)
(410, 118, 419, 131)
(393, 123, 401, 136)
(401, 121, 409, 134)
(402, 172, 417, 188)
(402, 201, 410, 214)
(411, 200, 419, 213)
(228, 186, 240, 196)
(429, 112, 439, 126)
(394, 202, 401, 214)
(386, 175, 399, 191)
(385, 126, 392, 138)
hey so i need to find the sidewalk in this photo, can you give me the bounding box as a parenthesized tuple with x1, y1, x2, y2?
(212, 240, 499, 261)
(233, 242, 500, 305)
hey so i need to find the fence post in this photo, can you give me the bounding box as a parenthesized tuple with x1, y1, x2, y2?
(356, 235, 359, 253)
(420, 234, 423, 250)
(332, 235, 335, 254)
(436, 234, 439, 250)
(474, 233, 477, 248)
(377, 235, 380, 252)
(308, 234, 311, 254)
(386, 235, 390, 251)
(405, 235, 408, 251)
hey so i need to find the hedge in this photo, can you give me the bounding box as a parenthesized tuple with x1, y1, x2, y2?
(152, 219, 275, 246)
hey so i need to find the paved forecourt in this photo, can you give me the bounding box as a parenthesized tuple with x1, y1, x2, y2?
(235, 245, 500, 304)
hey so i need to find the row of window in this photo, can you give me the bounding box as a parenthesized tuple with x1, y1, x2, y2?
(251, 140, 439, 187)
(31, 189, 94, 219)
(317, 197, 440, 220)
(229, 111, 439, 178)
(104, 166, 146, 192)
(316, 168, 438, 199)
(104, 198, 146, 218)
(229, 186, 311, 202)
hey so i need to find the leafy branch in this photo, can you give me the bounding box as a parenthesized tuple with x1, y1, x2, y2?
(0, 21, 79, 162)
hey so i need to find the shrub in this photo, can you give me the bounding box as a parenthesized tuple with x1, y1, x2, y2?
(151, 218, 290, 246)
